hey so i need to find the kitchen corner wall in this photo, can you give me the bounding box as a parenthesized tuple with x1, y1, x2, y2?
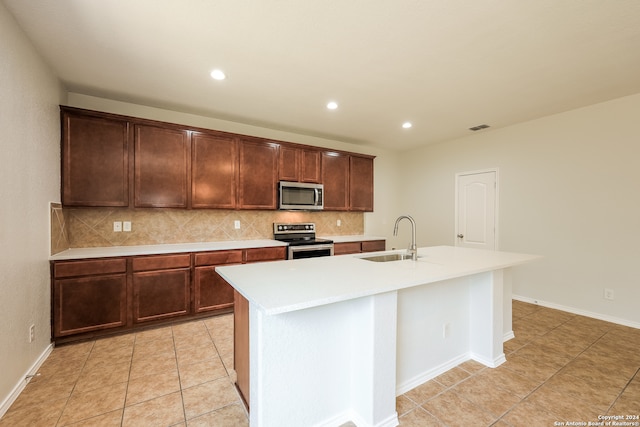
(1, 2, 65, 415)
(59, 208, 364, 249)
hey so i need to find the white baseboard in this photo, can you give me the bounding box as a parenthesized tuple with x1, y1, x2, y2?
(395, 353, 469, 396)
(0, 344, 54, 418)
(503, 330, 515, 341)
(314, 410, 398, 427)
(470, 352, 506, 368)
(513, 295, 640, 329)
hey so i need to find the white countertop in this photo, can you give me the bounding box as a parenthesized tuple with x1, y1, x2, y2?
(217, 246, 540, 315)
(49, 235, 385, 261)
(49, 239, 288, 261)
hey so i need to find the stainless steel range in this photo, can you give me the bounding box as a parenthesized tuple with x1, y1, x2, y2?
(273, 222, 334, 259)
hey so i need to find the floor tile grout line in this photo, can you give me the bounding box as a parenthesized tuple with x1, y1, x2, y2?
(605, 366, 640, 415)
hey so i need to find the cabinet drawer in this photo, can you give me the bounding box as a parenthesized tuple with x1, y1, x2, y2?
(361, 240, 386, 253)
(194, 250, 243, 266)
(245, 246, 286, 263)
(333, 242, 362, 255)
(132, 254, 191, 272)
(54, 258, 127, 278)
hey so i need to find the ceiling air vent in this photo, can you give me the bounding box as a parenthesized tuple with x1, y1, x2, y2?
(469, 124, 490, 131)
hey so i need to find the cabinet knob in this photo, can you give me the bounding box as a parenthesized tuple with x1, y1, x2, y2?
(457, 234, 464, 238)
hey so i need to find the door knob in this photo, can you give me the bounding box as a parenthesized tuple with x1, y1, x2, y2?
(457, 234, 464, 238)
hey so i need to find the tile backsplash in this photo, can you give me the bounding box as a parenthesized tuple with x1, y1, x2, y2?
(59, 208, 364, 250)
(50, 203, 70, 254)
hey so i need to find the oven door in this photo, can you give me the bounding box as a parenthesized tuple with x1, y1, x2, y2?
(288, 244, 334, 259)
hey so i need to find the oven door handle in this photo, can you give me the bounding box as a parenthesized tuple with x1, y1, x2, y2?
(290, 244, 333, 252)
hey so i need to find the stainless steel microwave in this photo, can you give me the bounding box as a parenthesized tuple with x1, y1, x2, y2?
(279, 181, 324, 210)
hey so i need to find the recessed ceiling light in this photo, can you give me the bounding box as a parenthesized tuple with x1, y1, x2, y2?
(402, 122, 412, 129)
(327, 101, 338, 110)
(210, 69, 226, 80)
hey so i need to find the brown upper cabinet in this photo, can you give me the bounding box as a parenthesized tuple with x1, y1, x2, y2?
(60, 107, 374, 211)
(191, 131, 238, 209)
(61, 108, 130, 207)
(322, 152, 350, 211)
(134, 124, 191, 208)
(349, 155, 374, 211)
(322, 152, 374, 212)
(238, 138, 279, 209)
(279, 145, 322, 183)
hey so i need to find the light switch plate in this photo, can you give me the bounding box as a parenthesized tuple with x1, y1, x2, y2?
(123, 221, 131, 232)
(113, 221, 122, 232)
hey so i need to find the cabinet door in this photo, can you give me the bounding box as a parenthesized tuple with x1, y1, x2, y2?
(278, 145, 300, 182)
(61, 109, 130, 207)
(134, 124, 190, 208)
(132, 268, 191, 323)
(53, 274, 127, 337)
(238, 139, 278, 209)
(322, 152, 350, 211)
(301, 149, 322, 183)
(349, 155, 374, 211)
(234, 290, 250, 407)
(192, 132, 237, 208)
(193, 265, 238, 312)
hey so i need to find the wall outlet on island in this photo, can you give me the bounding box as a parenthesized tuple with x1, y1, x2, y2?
(603, 288, 614, 300)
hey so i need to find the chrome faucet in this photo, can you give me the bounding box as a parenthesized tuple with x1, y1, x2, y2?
(393, 215, 417, 260)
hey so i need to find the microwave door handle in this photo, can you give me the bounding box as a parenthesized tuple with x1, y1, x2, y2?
(314, 188, 319, 205)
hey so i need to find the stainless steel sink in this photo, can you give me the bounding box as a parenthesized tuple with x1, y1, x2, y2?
(360, 253, 419, 262)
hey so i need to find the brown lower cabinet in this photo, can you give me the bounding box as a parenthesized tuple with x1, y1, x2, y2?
(50, 246, 286, 344)
(333, 239, 386, 255)
(234, 290, 250, 408)
(132, 254, 191, 323)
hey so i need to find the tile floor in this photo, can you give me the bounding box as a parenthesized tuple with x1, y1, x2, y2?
(1, 301, 639, 426)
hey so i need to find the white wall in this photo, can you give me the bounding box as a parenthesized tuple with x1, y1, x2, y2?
(397, 93, 640, 326)
(66, 93, 402, 242)
(0, 2, 64, 412)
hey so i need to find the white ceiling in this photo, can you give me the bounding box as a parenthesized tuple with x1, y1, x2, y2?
(4, 0, 640, 151)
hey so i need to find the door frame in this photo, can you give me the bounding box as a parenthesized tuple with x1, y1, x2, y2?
(454, 168, 499, 250)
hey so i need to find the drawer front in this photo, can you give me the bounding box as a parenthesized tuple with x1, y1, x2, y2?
(194, 250, 243, 266)
(333, 242, 362, 255)
(361, 240, 386, 253)
(132, 254, 191, 272)
(245, 246, 286, 263)
(54, 258, 127, 278)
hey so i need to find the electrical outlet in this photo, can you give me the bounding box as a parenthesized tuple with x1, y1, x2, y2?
(337, 219, 341, 226)
(29, 324, 35, 343)
(234, 220, 241, 230)
(604, 288, 614, 300)
(113, 221, 122, 232)
(123, 221, 132, 232)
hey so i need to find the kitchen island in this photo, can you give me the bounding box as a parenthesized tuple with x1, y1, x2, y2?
(217, 246, 539, 427)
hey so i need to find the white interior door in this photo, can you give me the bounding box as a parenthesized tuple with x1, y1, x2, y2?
(455, 170, 497, 250)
